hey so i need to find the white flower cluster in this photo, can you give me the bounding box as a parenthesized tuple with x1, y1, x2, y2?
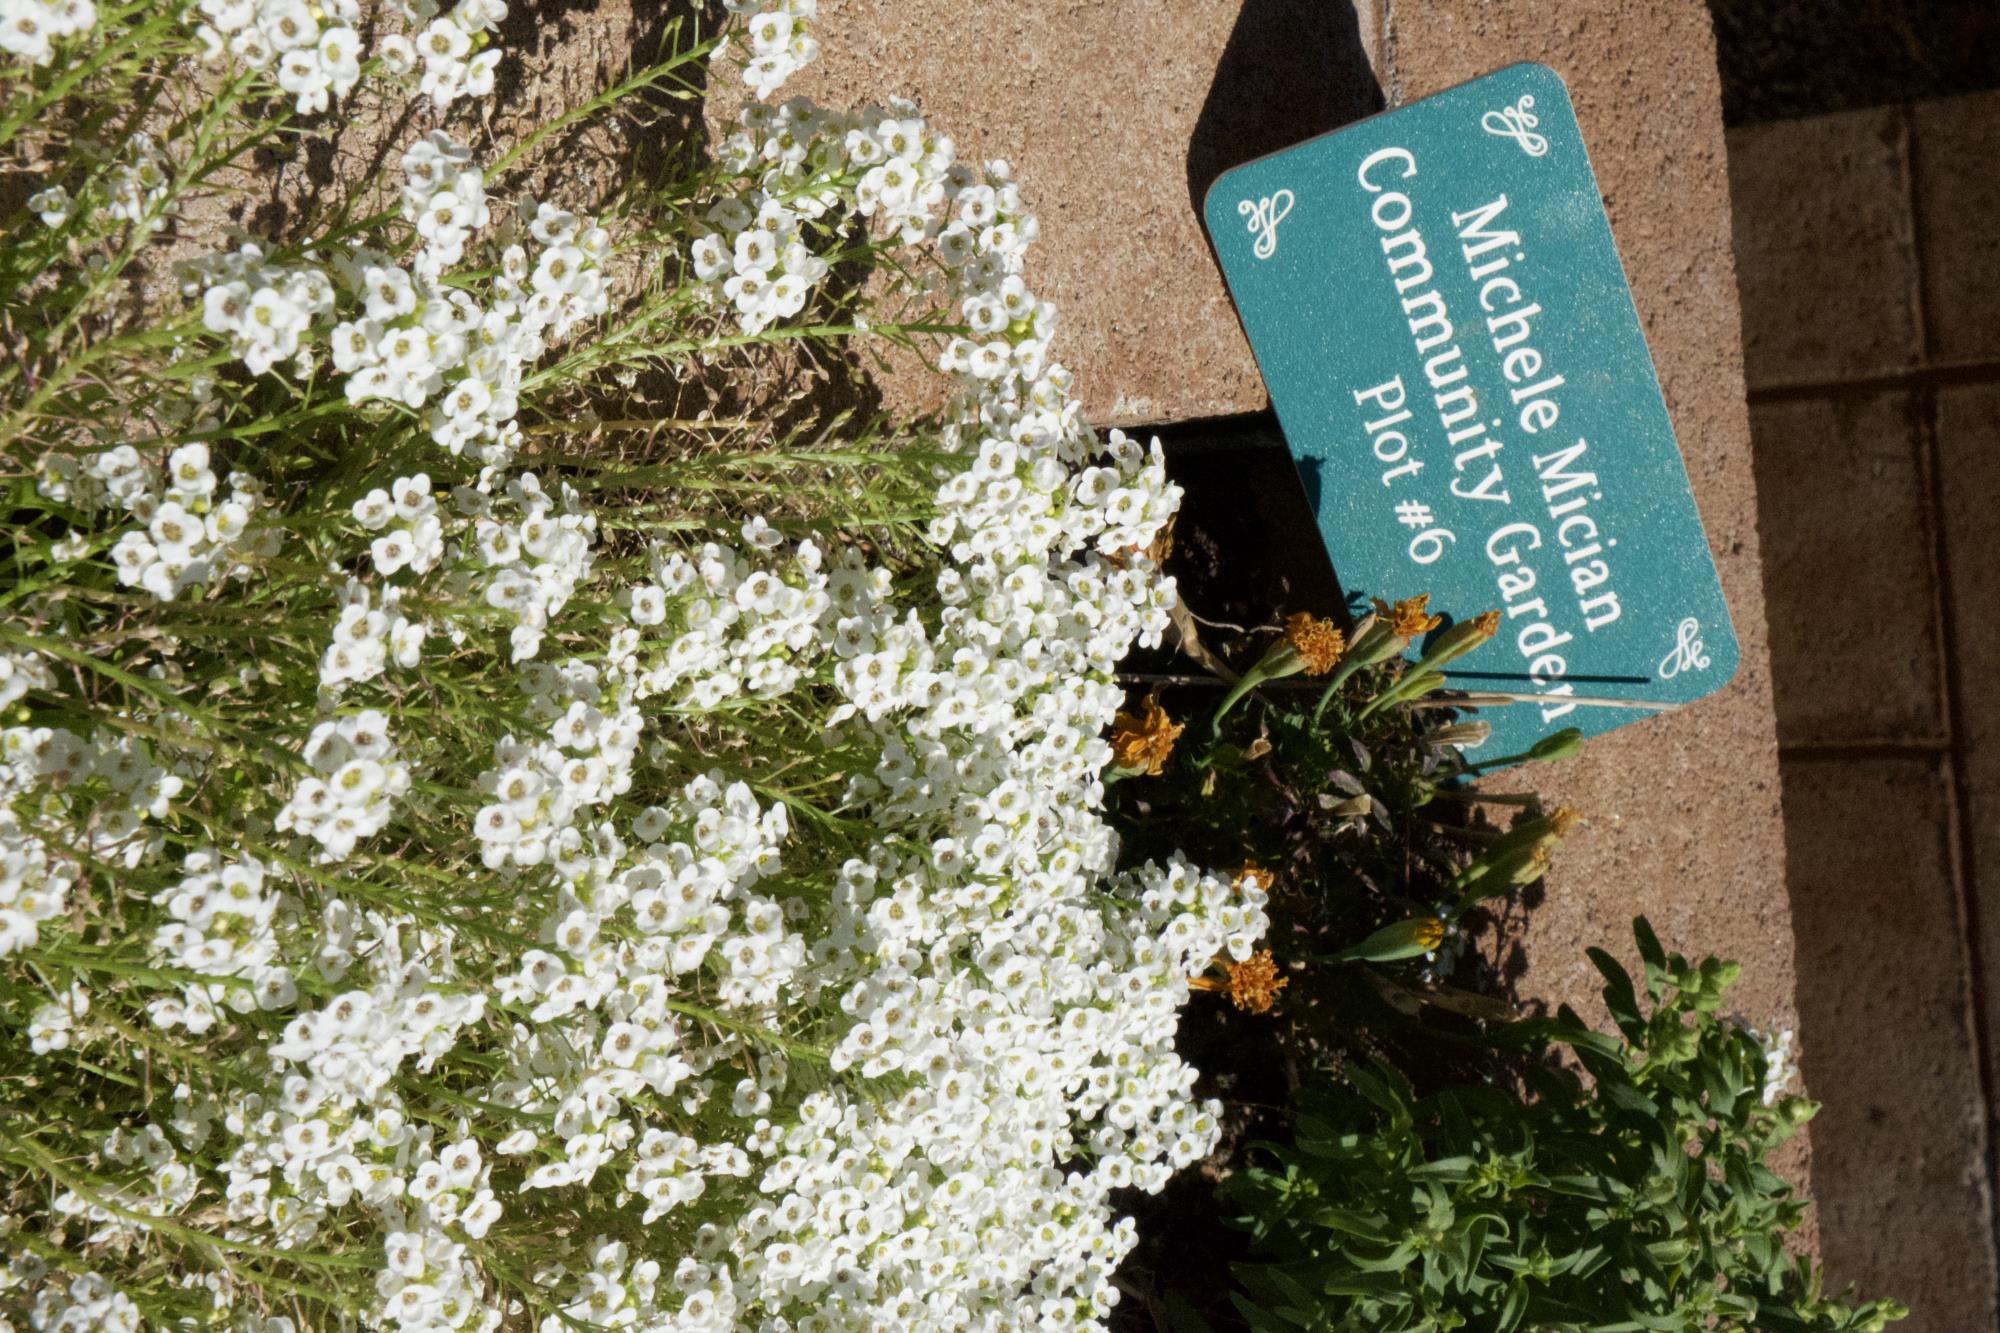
(338, 169, 611, 457)
(695, 94, 1052, 382)
(0, 800, 75, 960)
(1755, 1023, 1798, 1107)
(722, 0, 818, 98)
(192, 0, 505, 114)
(1, 11, 1267, 1330)
(192, 241, 338, 378)
(1, 723, 183, 954)
(275, 710, 413, 859)
(394, 130, 493, 278)
(0, 649, 51, 711)
(26, 981, 90, 1054)
(195, 132, 610, 464)
(17, 1269, 141, 1332)
(26, 131, 175, 236)
(621, 524, 873, 710)
(354, 472, 447, 580)
(194, 0, 364, 113)
(98, 443, 274, 602)
(458, 470, 598, 662)
(148, 853, 298, 1033)
(469, 660, 646, 875)
(0, 0, 95, 67)
(210, 911, 503, 1327)
(100, 130, 173, 230)
(690, 187, 833, 334)
(401, 0, 508, 107)
(1717, 1013, 1801, 1112)
(319, 580, 428, 688)
(697, 96, 997, 335)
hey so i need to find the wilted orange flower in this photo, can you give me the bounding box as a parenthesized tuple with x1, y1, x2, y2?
(1111, 695, 1183, 776)
(1371, 593, 1444, 639)
(1548, 807, 1583, 837)
(1413, 916, 1447, 951)
(1228, 952, 1288, 1013)
(1283, 613, 1345, 676)
(1514, 844, 1555, 886)
(1187, 949, 1290, 1014)
(1232, 862, 1271, 895)
(1471, 609, 1502, 636)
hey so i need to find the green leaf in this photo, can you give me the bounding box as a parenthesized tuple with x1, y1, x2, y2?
(1408, 1156, 1476, 1183)
(1344, 1241, 1419, 1274)
(1304, 1206, 1393, 1242)
(1228, 1293, 1296, 1333)
(1545, 1173, 1623, 1203)
(1645, 1238, 1696, 1267)
(1599, 1075, 1662, 1119)
(1589, 946, 1647, 1040)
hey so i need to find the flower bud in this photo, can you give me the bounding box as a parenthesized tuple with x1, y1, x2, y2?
(1329, 915, 1449, 964)
(1426, 720, 1492, 749)
(1414, 609, 1500, 671)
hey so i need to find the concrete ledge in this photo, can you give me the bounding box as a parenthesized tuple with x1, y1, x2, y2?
(789, 0, 1384, 426)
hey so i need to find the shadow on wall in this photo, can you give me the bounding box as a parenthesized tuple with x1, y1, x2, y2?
(1184, 0, 1385, 221)
(1165, 0, 1386, 610)
(1164, 0, 1388, 625)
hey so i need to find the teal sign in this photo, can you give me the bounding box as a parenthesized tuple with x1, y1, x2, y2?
(1204, 62, 1739, 758)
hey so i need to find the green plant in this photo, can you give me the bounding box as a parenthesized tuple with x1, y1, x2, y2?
(1219, 919, 1906, 1333)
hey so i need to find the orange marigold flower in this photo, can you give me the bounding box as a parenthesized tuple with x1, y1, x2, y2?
(1371, 593, 1444, 639)
(1110, 695, 1183, 777)
(1283, 612, 1345, 676)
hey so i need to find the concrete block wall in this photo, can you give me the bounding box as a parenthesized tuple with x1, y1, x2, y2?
(1730, 89, 2000, 1333)
(795, 0, 1801, 1047)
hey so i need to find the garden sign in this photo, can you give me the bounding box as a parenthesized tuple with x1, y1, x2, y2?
(1205, 62, 1738, 759)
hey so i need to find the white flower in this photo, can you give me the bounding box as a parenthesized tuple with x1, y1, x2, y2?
(379, 32, 416, 75)
(28, 184, 71, 226)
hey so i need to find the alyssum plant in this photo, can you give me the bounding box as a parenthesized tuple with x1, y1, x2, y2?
(0, 1, 1271, 1328)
